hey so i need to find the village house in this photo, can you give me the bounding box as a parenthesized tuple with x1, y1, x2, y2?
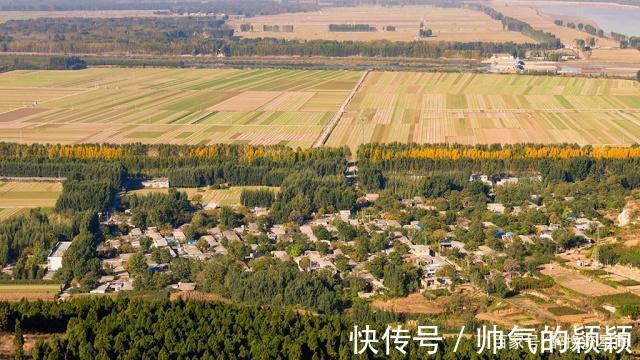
(204, 201, 219, 210)
(252, 207, 269, 217)
(222, 230, 241, 242)
(364, 193, 379, 202)
(487, 203, 506, 214)
(130, 228, 143, 238)
(173, 229, 187, 242)
(47, 241, 72, 272)
(141, 178, 169, 188)
(299, 225, 318, 242)
(181, 244, 207, 261)
(269, 224, 286, 240)
(200, 235, 218, 248)
(355, 269, 385, 290)
(339, 210, 351, 222)
(271, 250, 291, 262)
(469, 173, 492, 186)
(295, 251, 338, 273)
(496, 176, 518, 186)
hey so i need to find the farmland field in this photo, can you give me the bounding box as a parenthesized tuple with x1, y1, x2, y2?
(0, 282, 61, 301)
(0, 10, 158, 23)
(0, 68, 362, 148)
(229, 5, 532, 43)
(326, 71, 640, 149)
(0, 181, 62, 209)
(130, 186, 280, 207)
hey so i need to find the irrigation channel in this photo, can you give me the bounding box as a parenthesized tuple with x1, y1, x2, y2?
(312, 69, 369, 148)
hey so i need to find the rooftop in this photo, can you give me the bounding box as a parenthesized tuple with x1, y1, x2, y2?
(49, 241, 72, 258)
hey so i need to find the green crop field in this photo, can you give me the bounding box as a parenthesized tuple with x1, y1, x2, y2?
(0, 181, 62, 208)
(3, 69, 640, 149)
(0, 282, 61, 301)
(326, 72, 640, 150)
(0, 68, 362, 148)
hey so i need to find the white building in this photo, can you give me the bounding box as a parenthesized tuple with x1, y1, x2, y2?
(496, 176, 519, 186)
(141, 178, 169, 188)
(469, 173, 492, 186)
(47, 241, 72, 272)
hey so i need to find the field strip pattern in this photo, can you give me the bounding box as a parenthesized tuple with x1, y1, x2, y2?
(0, 181, 62, 209)
(313, 70, 370, 148)
(0, 68, 362, 148)
(325, 71, 640, 151)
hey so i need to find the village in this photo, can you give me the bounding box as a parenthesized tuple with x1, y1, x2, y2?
(43, 171, 638, 316)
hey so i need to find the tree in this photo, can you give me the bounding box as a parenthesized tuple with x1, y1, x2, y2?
(299, 256, 310, 271)
(127, 251, 148, 276)
(636, 70, 640, 82)
(227, 241, 249, 260)
(219, 206, 242, 228)
(13, 320, 24, 360)
(487, 272, 508, 297)
(334, 254, 349, 273)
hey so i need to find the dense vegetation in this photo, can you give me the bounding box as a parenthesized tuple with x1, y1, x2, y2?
(0, 210, 99, 281)
(55, 179, 114, 212)
(0, 0, 319, 15)
(48, 56, 86, 70)
(200, 256, 340, 314)
(0, 143, 348, 181)
(239, 188, 275, 207)
(1, 297, 619, 359)
(460, 3, 562, 48)
(358, 143, 640, 192)
(0, 17, 233, 55)
(0, 11, 560, 60)
(230, 38, 553, 59)
(122, 189, 191, 228)
(328, 24, 376, 32)
(270, 171, 355, 223)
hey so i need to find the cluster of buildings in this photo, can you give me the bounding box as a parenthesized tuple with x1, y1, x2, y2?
(44, 171, 608, 297)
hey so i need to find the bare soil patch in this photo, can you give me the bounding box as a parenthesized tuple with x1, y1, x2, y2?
(0, 108, 47, 123)
(0, 333, 61, 358)
(541, 263, 623, 296)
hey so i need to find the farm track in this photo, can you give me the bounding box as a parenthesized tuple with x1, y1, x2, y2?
(312, 70, 369, 148)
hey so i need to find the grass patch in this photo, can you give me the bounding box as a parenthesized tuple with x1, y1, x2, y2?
(581, 269, 609, 276)
(547, 306, 586, 316)
(423, 288, 450, 299)
(617, 279, 640, 287)
(597, 293, 640, 307)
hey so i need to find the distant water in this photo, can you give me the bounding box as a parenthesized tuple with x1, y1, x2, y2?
(539, 5, 640, 36)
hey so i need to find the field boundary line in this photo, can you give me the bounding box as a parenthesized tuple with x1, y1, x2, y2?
(312, 70, 369, 148)
(0, 176, 66, 181)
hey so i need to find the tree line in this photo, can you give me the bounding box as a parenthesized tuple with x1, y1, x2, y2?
(358, 143, 640, 191)
(230, 38, 556, 59)
(239, 188, 275, 208)
(328, 24, 376, 32)
(0, 0, 319, 15)
(443, 3, 562, 48)
(0, 142, 348, 181)
(0, 297, 628, 359)
(0, 15, 560, 60)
